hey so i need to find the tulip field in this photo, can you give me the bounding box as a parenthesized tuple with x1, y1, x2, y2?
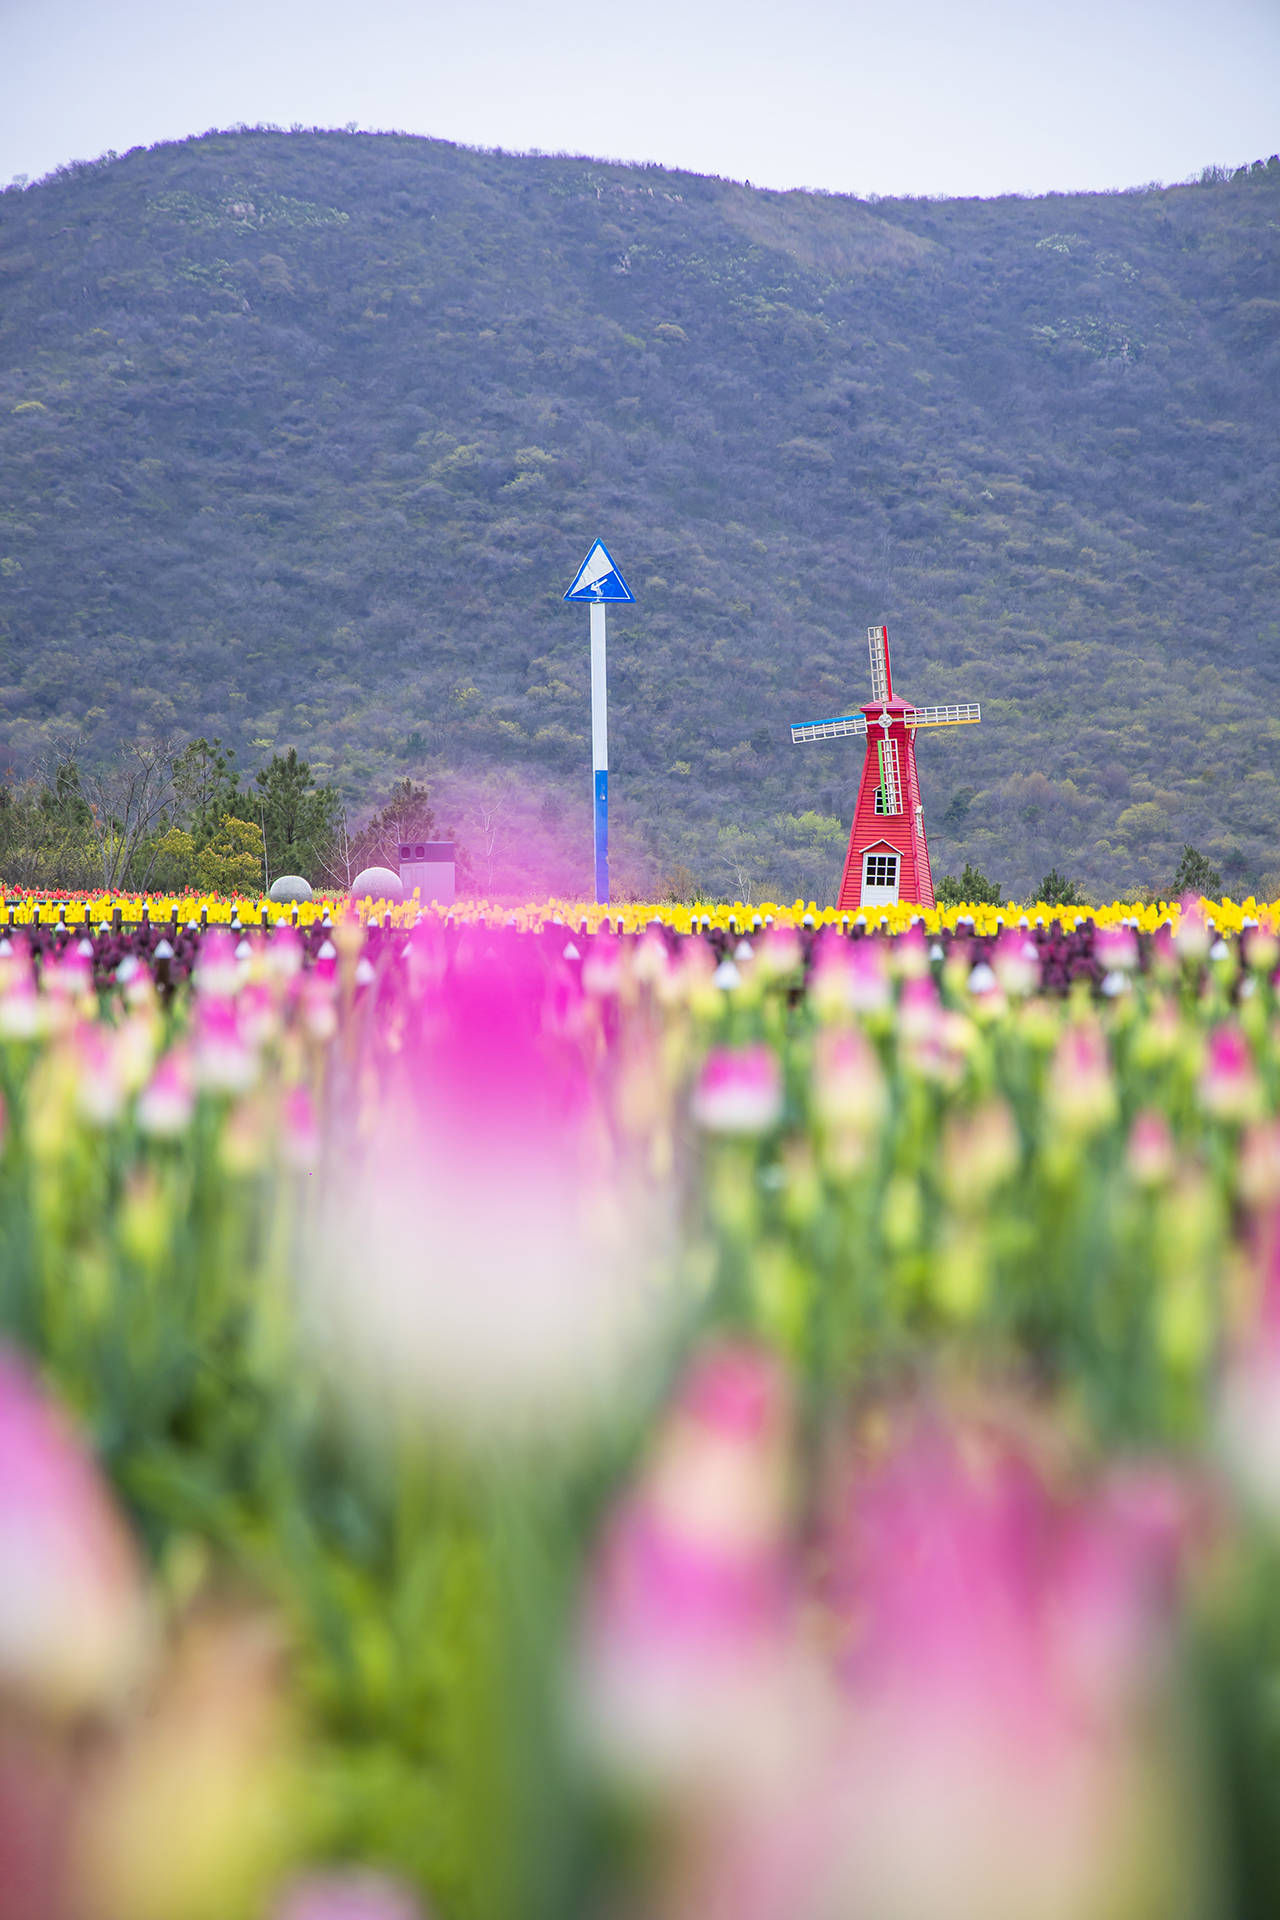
(6, 894, 1280, 1920)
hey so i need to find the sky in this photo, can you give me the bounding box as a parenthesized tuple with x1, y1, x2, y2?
(2, 0, 1278, 201)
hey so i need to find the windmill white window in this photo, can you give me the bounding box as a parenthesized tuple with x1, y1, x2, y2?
(862, 849, 900, 905)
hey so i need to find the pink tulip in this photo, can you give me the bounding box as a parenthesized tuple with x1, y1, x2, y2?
(135, 1049, 194, 1137)
(807, 937, 859, 1018)
(581, 933, 625, 998)
(898, 971, 941, 1040)
(811, 1027, 886, 1135)
(0, 953, 42, 1040)
(941, 1098, 1020, 1204)
(72, 1022, 128, 1126)
(1173, 902, 1210, 961)
(755, 928, 802, 980)
(300, 974, 339, 1041)
(632, 928, 675, 990)
(1046, 1020, 1116, 1134)
(192, 994, 257, 1093)
(0, 1350, 148, 1715)
(281, 1084, 320, 1172)
(845, 939, 891, 1014)
(1199, 1025, 1261, 1122)
(809, 933, 890, 1021)
(266, 925, 305, 980)
(193, 927, 241, 997)
(44, 943, 93, 991)
(890, 922, 931, 980)
(1095, 924, 1139, 973)
(236, 980, 279, 1047)
(991, 929, 1039, 997)
(692, 1045, 784, 1136)
(1149, 924, 1180, 982)
(900, 978, 969, 1087)
(1126, 1111, 1175, 1188)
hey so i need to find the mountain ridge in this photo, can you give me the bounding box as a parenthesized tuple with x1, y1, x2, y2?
(1, 130, 1278, 899)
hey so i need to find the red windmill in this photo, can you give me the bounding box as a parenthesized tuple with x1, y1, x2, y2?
(790, 625, 980, 911)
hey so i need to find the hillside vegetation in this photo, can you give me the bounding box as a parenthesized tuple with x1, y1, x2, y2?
(1, 131, 1278, 900)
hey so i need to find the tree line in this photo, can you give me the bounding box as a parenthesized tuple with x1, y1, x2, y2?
(930, 847, 1225, 910)
(0, 739, 450, 895)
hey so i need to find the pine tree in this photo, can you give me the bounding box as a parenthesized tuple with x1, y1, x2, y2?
(1170, 845, 1221, 898)
(255, 749, 340, 884)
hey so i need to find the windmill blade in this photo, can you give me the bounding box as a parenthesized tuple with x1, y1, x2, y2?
(790, 713, 869, 744)
(867, 625, 892, 704)
(903, 702, 981, 729)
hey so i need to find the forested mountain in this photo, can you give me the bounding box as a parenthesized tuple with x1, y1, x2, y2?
(1, 130, 1278, 901)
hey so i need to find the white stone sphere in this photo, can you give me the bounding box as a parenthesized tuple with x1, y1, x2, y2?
(351, 866, 404, 903)
(268, 875, 313, 903)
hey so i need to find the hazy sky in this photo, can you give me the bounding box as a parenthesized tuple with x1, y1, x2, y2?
(3, 0, 1278, 200)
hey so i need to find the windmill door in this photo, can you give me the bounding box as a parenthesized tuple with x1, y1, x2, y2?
(861, 844, 900, 907)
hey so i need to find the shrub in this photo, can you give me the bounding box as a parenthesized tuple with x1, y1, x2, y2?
(195, 815, 264, 894)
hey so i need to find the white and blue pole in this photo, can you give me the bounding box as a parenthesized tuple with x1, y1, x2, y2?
(564, 539, 634, 909)
(590, 599, 609, 904)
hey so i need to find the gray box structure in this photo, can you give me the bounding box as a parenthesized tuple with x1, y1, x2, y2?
(398, 842, 456, 907)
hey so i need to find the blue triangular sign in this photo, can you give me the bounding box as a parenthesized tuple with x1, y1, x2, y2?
(563, 539, 634, 604)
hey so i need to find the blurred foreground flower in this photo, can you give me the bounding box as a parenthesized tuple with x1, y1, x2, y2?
(310, 936, 671, 1440)
(272, 1870, 428, 1920)
(575, 1343, 806, 1796)
(0, 1351, 149, 1717)
(71, 1608, 293, 1920)
(811, 1405, 1202, 1920)
(587, 1383, 1210, 1920)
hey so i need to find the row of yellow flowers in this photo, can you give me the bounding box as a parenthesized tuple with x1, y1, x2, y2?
(3, 889, 1278, 936)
